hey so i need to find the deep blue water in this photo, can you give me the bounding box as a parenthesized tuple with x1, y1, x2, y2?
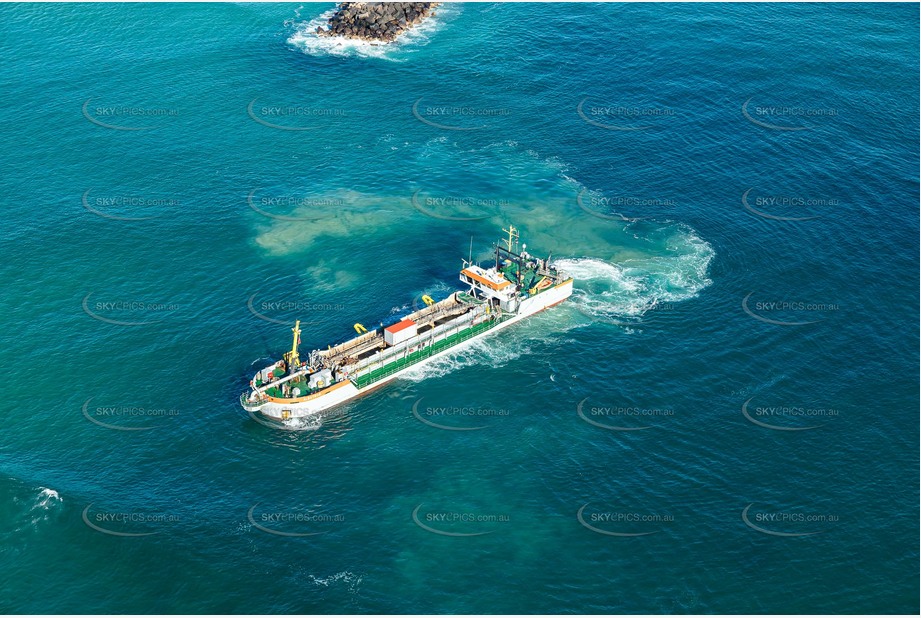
(0, 2, 918, 614)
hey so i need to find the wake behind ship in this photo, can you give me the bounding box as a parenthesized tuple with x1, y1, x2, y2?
(241, 225, 573, 423)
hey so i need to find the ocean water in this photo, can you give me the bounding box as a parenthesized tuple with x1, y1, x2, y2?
(0, 2, 917, 614)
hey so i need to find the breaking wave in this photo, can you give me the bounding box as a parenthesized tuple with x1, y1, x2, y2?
(9, 486, 63, 534)
(286, 4, 457, 61)
(308, 570, 363, 594)
(35, 487, 62, 509)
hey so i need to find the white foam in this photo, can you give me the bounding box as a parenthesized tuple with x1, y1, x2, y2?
(282, 416, 322, 431)
(393, 232, 713, 381)
(390, 281, 457, 316)
(248, 135, 715, 343)
(309, 570, 363, 593)
(389, 303, 411, 315)
(401, 333, 529, 382)
(556, 233, 714, 324)
(35, 487, 61, 509)
(17, 487, 63, 531)
(287, 4, 457, 61)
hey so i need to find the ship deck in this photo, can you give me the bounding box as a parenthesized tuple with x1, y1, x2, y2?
(319, 292, 479, 368)
(501, 262, 547, 292)
(352, 315, 500, 389)
(253, 373, 315, 399)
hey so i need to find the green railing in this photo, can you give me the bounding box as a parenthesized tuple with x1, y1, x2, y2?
(352, 318, 500, 389)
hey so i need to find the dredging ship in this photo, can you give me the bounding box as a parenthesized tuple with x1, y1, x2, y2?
(240, 225, 573, 423)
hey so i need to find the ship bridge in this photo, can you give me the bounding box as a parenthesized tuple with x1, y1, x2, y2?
(460, 264, 517, 307)
(460, 264, 514, 292)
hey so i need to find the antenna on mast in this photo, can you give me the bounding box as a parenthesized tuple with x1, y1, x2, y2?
(468, 236, 474, 266)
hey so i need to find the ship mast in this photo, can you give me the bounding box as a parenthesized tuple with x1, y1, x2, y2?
(284, 319, 301, 370)
(501, 224, 523, 288)
(502, 224, 519, 253)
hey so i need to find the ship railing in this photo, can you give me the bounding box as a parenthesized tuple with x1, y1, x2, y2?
(319, 330, 384, 363)
(359, 312, 493, 377)
(351, 316, 498, 389)
(404, 292, 463, 322)
(240, 391, 268, 407)
(317, 329, 383, 358)
(410, 306, 476, 333)
(348, 309, 482, 374)
(410, 304, 465, 326)
(536, 265, 563, 279)
(456, 291, 483, 304)
(253, 368, 308, 394)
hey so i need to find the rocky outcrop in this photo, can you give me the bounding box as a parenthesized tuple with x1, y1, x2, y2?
(315, 2, 438, 44)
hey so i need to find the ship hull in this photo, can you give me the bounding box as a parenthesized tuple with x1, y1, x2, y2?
(251, 279, 573, 423)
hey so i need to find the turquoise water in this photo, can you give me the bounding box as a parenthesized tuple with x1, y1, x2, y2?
(0, 2, 917, 613)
